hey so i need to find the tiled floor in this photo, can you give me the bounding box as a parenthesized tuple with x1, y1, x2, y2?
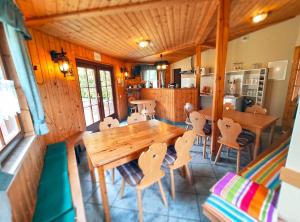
(78, 123, 282, 222)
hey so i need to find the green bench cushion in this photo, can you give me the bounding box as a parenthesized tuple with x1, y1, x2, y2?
(33, 141, 74, 222)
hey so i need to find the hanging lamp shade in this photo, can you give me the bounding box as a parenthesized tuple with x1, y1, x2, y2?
(154, 54, 169, 70)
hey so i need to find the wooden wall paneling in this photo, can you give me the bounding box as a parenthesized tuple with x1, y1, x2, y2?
(211, 0, 231, 155)
(8, 136, 45, 222)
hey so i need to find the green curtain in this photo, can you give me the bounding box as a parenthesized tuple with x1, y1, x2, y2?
(0, 0, 31, 39)
(1, 0, 48, 135)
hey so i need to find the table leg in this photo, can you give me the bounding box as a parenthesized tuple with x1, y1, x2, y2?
(87, 156, 96, 182)
(98, 167, 111, 222)
(268, 124, 275, 145)
(254, 129, 262, 159)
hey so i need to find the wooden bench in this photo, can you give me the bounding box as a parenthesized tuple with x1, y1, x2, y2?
(202, 133, 291, 222)
(33, 132, 86, 222)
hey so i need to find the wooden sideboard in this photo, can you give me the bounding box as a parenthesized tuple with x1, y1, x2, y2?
(140, 88, 198, 123)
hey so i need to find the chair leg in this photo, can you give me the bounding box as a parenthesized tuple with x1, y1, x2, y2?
(203, 136, 207, 159)
(227, 147, 230, 157)
(236, 150, 241, 173)
(111, 168, 115, 184)
(157, 180, 168, 207)
(137, 189, 143, 222)
(120, 177, 125, 198)
(170, 168, 175, 199)
(185, 125, 189, 131)
(184, 165, 192, 185)
(214, 144, 223, 165)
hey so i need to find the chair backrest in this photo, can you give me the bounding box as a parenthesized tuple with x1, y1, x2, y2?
(99, 117, 120, 131)
(144, 101, 156, 114)
(184, 103, 194, 118)
(224, 102, 235, 111)
(245, 105, 267, 115)
(217, 118, 242, 148)
(173, 130, 196, 168)
(138, 143, 167, 188)
(189, 111, 207, 136)
(127, 112, 147, 125)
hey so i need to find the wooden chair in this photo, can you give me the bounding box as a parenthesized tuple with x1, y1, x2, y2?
(245, 104, 267, 115)
(162, 130, 196, 199)
(127, 112, 147, 125)
(141, 101, 156, 119)
(189, 111, 211, 158)
(117, 143, 168, 222)
(98, 117, 120, 184)
(223, 102, 235, 111)
(99, 117, 120, 131)
(184, 103, 194, 130)
(214, 118, 254, 173)
(128, 96, 137, 114)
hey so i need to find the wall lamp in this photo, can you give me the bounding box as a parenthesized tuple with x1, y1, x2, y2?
(50, 48, 73, 78)
(120, 67, 129, 79)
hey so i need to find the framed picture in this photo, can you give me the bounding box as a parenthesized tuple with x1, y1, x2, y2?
(268, 60, 288, 80)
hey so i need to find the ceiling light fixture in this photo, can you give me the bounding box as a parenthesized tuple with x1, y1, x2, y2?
(252, 12, 268, 24)
(138, 40, 150, 48)
(155, 54, 169, 70)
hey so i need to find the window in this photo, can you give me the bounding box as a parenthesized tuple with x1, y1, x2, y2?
(0, 56, 21, 152)
(78, 67, 100, 126)
(142, 69, 158, 88)
(100, 70, 115, 117)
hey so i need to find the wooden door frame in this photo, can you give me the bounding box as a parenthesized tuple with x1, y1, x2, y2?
(282, 46, 300, 131)
(76, 59, 118, 122)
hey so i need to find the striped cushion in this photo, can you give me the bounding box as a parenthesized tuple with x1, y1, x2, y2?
(163, 145, 177, 167)
(204, 194, 257, 222)
(241, 138, 290, 190)
(237, 130, 255, 146)
(117, 160, 143, 186)
(211, 172, 278, 222)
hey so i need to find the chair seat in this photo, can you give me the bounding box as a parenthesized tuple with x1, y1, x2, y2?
(237, 130, 256, 146)
(162, 145, 177, 167)
(117, 160, 143, 186)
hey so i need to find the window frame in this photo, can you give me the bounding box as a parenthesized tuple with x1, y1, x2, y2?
(0, 44, 24, 166)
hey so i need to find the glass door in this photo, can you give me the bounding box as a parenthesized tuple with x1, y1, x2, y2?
(77, 60, 117, 127)
(77, 66, 101, 126)
(99, 69, 115, 117)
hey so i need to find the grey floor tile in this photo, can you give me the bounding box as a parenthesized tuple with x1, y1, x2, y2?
(168, 216, 198, 222)
(142, 188, 169, 215)
(143, 213, 168, 222)
(166, 173, 196, 194)
(87, 182, 121, 206)
(112, 185, 138, 211)
(193, 177, 217, 195)
(85, 203, 104, 222)
(197, 195, 210, 222)
(168, 192, 201, 220)
(211, 164, 235, 179)
(80, 180, 98, 203)
(191, 152, 211, 164)
(110, 207, 138, 222)
(190, 163, 215, 178)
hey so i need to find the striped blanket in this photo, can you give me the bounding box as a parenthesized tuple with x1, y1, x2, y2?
(211, 172, 278, 222)
(241, 139, 290, 190)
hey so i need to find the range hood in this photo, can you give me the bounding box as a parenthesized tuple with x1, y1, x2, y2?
(180, 56, 195, 74)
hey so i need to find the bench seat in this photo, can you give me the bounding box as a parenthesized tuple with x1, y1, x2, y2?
(33, 142, 74, 222)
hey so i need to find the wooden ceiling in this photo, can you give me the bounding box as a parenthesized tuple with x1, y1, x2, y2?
(16, 0, 300, 63)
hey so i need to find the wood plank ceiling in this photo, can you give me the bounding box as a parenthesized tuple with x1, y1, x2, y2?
(16, 0, 300, 63)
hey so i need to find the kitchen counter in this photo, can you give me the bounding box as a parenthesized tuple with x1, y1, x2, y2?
(140, 88, 198, 123)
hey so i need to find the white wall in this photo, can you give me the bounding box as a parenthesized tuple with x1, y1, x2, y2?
(277, 97, 300, 221)
(171, 16, 300, 124)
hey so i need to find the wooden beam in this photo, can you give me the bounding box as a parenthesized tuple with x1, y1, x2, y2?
(280, 167, 300, 189)
(25, 0, 207, 27)
(211, 0, 231, 156)
(195, 45, 202, 108)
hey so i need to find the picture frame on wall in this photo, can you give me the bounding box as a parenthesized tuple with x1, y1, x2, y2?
(268, 60, 288, 80)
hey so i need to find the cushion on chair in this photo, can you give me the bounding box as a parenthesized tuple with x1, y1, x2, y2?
(117, 160, 144, 186)
(203, 121, 212, 135)
(237, 130, 255, 146)
(163, 145, 177, 167)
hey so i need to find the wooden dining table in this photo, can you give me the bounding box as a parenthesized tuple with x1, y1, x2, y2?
(83, 119, 185, 222)
(198, 108, 279, 159)
(130, 99, 155, 112)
